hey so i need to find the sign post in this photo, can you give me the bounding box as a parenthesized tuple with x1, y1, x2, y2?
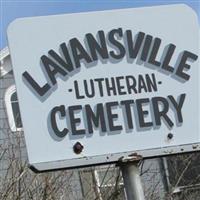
(118, 154, 145, 200)
(121, 162, 145, 200)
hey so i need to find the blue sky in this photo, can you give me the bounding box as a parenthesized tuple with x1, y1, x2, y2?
(0, 0, 199, 49)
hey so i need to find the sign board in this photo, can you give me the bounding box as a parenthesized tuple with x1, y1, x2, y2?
(7, 4, 199, 172)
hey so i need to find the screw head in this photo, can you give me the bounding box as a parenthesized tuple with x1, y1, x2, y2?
(167, 133, 173, 140)
(73, 142, 84, 154)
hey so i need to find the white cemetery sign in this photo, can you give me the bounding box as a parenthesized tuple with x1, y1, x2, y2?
(7, 4, 199, 171)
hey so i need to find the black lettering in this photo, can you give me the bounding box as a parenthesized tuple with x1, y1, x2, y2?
(140, 35, 153, 62)
(86, 30, 109, 61)
(136, 98, 153, 128)
(84, 79, 95, 98)
(145, 73, 157, 92)
(126, 31, 145, 59)
(48, 44, 74, 73)
(85, 104, 107, 133)
(41, 55, 67, 85)
(94, 78, 104, 97)
(70, 38, 92, 68)
(68, 105, 85, 135)
(138, 75, 147, 93)
(125, 76, 137, 94)
(22, 71, 51, 96)
(176, 51, 198, 81)
(148, 38, 161, 67)
(105, 77, 117, 96)
(50, 105, 68, 138)
(106, 102, 122, 131)
(152, 97, 174, 128)
(108, 28, 126, 59)
(120, 100, 134, 129)
(74, 81, 85, 99)
(161, 44, 176, 72)
(168, 93, 186, 124)
(116, 76, 126, 95)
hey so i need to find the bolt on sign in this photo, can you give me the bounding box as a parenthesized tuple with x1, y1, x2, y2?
(7, 4, 199, 172)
